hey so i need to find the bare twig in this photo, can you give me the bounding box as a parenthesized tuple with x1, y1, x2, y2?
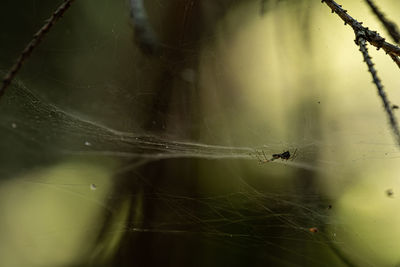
(0, 0, 75, 100)
(364, 0, 400, 44)
(321, 0, 400, 57)
(355, 31, 400, 144)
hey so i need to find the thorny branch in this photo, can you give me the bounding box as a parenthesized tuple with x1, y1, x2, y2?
(364, 0, 400, 44)
(321, 0, 400, 57)
(321, 0, 400, 146)
(355, 32, 400, 144)
(0, 0, 75, 100)
(363, 0, 400, 69)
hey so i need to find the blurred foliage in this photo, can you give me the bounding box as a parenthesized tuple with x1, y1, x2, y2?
(1, 0, 400, 266)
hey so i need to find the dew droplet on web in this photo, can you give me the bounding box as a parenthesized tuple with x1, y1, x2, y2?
(90, 184, 97, 190)
(11, 123, 17, 129)
(84, 141, 91, 146)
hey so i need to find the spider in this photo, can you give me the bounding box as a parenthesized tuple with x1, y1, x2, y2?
(254, 149, 297, 163)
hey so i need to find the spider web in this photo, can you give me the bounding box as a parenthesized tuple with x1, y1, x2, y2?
(0, 0, 400, 266)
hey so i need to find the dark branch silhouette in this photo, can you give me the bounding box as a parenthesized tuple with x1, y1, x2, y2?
(321, 0, 400, 57)
(355, 31, 400, 144)
(390, 54, 400, 69)
(364, 0, 400, 44)
(0, 0, 75, 100)
(362, 0, 400, 69)
(321, 0, 400, 146)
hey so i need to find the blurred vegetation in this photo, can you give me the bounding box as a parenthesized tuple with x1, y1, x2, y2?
(1, 0, 400, 266)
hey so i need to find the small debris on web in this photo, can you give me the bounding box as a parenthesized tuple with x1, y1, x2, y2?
(392, 105, 399, 110)
(386, 188, 394, 197)
(84, 141, 92, 146)
(309, 227, 318, 233)
(90, 183, 97, 191)
(11, 123, 17, 129)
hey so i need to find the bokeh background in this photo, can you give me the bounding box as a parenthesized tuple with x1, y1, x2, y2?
(0, 0, 400, 266)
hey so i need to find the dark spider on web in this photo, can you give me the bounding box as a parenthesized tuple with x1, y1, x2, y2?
(255, 149, 297, 163)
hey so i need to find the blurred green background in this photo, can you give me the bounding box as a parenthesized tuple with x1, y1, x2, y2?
(1, 0, 400, 266)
